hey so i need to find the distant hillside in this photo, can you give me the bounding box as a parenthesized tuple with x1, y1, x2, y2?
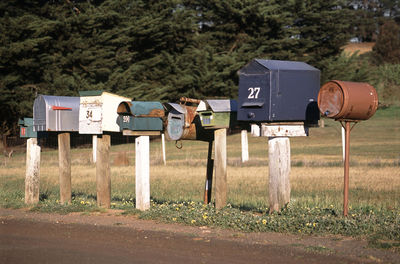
(342, 42, 375, 55)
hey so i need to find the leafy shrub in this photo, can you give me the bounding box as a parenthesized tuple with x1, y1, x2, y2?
(372, 20, 400, 65)
(373, 64, 400, 103)
(320, 52, 372, 84)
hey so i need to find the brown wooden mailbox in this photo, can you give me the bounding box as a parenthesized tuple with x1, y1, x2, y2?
(318, 80, 378, 120)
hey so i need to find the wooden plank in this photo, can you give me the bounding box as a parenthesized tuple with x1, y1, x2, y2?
(96, 135, 111, 208)
(241, 130, 249, 163)
(214, 128, 227, 209)
(123, 130, 161, 136)
(261, 124, 308, 137)
(25, 138, 41, 205)
(268, 137, 291, 213)
(58, 133, 71, 204)
(135, 136, 150, 210)
(161, 133, 166, 165)
(92, 135, 97, 163)
(251, 124, 260, 137)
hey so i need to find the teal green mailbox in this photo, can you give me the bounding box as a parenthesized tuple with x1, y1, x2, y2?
(117, 101, 165, 136)
(197, 99, 238, 129)
(18, 118, 37, 138)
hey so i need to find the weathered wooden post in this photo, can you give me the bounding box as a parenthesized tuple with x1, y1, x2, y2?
(241, 130, 249, 163)
(25, 138, 41, 205)
(161, 133, 166, 165)
(262, 124, 308, 213)
(268, 137, 290, 212)
(58, 132, 71, 204)
(135, 136, 150, 210)
(214, 128, 227, 209)
(96, 134, 111, 208)
(92, 135, 97, 163)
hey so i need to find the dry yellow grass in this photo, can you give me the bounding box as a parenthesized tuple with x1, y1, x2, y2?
(1, 107, 399, 208)
(342, 42, 375, 55)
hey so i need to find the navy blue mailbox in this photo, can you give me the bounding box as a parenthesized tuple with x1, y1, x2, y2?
(117, 101, 164, 135)
(237, 59, 320, 124)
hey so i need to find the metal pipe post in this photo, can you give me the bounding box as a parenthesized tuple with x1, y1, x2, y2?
(343, 121, 351, 216)
(204, 141, 214, 204)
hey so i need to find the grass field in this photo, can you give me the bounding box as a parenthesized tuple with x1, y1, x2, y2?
(0, 106, 399, 245)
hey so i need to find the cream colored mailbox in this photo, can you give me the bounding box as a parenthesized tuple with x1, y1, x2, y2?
(79, 91, 131, 134)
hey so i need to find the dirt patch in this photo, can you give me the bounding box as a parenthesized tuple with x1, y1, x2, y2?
(1, 208, 399, 263)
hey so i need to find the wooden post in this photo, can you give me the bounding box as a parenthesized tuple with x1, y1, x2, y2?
(241, 130, 249, 163)
(96, 134, 111, 208)
(135, 136, 150, 210)
(25, 138, 41, 205)
(92, 135, 97, 163)
(214, 128, 227, 209)
(58, 133, 71, 204)
(161, 133, 166, 165)
(204, 141, 213, 204)
(268, 137, 291, 213)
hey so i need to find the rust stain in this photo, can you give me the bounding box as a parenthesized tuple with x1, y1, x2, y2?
(180, 97, 201, 105)
(135, 109, 165, 118)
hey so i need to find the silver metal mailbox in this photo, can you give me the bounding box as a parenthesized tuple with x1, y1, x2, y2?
(33, 95, 80, 132)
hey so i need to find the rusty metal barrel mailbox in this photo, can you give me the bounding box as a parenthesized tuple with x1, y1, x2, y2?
(318, 80, 378, 217)
(318, 80, 378, 120)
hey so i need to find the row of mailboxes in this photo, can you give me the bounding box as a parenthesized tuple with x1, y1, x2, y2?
(27, 59, 377, 140)
(29, 92, 235, 140)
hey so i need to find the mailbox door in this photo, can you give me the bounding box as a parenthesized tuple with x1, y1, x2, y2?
(199, 111, 215, 127)
(238, 73, 270, 122)
(166, 112, 185, 140)
(79, 96, 103, 134)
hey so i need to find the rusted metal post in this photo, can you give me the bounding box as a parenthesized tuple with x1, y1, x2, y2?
(204, 141, 214, 204)
(343, 121, 351, 216)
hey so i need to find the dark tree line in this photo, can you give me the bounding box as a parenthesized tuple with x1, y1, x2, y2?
(0, 0, 397, 134)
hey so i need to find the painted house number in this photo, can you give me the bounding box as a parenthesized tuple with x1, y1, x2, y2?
(123, 115, 130, 123)
(248, 87, 260, 99)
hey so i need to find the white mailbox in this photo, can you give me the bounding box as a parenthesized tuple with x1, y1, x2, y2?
(79, 91, 131, 134)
